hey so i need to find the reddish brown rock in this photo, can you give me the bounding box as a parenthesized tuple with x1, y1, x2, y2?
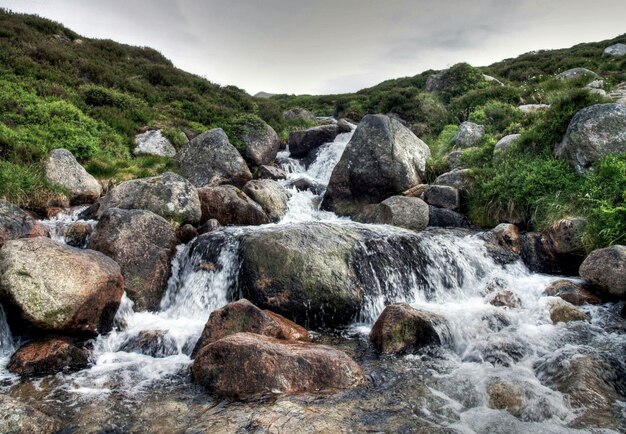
(403, 184, 428, 198)
(7, 337, 89, 376)
(0, 199, 49, 249)
(193, 299, 309, 355)
(175, 223, 198, 244)
(543, 280, 602, 306)
(579, 245, 626, 300)
(192, 332, 365, 398)
(548, 299, 590, 324)
(492, 223, 521, 255)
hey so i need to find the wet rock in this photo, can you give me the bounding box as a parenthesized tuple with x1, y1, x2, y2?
(453, 122, 484, 148)
(403, 184, 428, 198)
(175, 128, 252, 188)
(545, 217, 586, 255)
(322, 114, 431, 216)
(556, 67, 599, 81)
(548, 299, 590, 324)
(427, 206, 469, 228)
(44, 148, 102, 204)
(464, 339, 529, 367)
(97, 172, 202, 225)
(521, 232, 582, 275)
(434, 169, 474, 193)
(0, 237, 124, 335)
(197, 219, 222, 235)
(175, 223, 198, 244)
(518, 104, 550, 113)
(88, 208, 177, 311)
(370, 303, 449, 354)
(554, 104, 626, 174)
(0, 199, 49, 249)
(337, 118, 353, 133)
(243, 179, 289, 222)
(283, 107, 316, 122)
(494, 133, 521, 154)
(492, 223, 522, 255)
(119, 330, 178, 358)
(486, 379, 525, 417)
(7, 337, 89, 376)
(543, 280, 601, 306)
(487, 290, 521, 309)
(230, 117, 280, 167)
(192, 332, 365, 398)
(603, 43, 626, 57)
(133, 129, 177, 157)
(286, 177, 325, 195)
(0, 395, 61, 434)
(197, 185, 270, 226)
(423, 185, 460, 211)
(257, 165, 287, 180)
(355, 196, 430, 232)
(288, 124, 338, 158)
(64, 221, 93, 248)
(193, 299, 309, 355)
(579, 245, 626, 299)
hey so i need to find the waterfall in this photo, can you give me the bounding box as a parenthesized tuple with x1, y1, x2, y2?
(0, 305, 14, 358)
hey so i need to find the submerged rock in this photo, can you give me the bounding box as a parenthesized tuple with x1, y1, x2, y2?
(579, 245, 626, 299)
(44, 148, 102, 204)
(370, 303, 449, 354)
(486, 379, 525, 417)
(288, 124, 338, 158)
(133, 130, 177, 157)
(0, 395, 61, 434)
(7, 337, 89, 376)
(0, 199, 49, 249)
(0, 237, 123, 335)
(453, 122, 484, 148)
(192, 332, 365, 398)
(243, 179, 289, 222)
(197, 185, 270, 226)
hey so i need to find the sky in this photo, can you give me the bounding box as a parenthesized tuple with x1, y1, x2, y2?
(1, 0, 625, 95)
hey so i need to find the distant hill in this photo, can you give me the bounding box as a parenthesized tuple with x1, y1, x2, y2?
(254, 91, 276, 99)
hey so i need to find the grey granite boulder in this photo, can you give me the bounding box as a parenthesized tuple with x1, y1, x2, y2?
(453, 122, 484, 148)
(603, 43, 626, 58)
(44, 148, 102, 204)
(133, 130, 177, 157)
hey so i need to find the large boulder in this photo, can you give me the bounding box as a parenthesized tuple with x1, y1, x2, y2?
(355, 196, 429, 232)
(603, 43, 626, 58)
(197, 185, 270, 226)
(230, 117, 280, 166)
(556, 68, 599, 81)
(579, 245, 626, 299)
(243, 179, 289, 222)
(0, 396, 61, 434)
(427, 206, 469, 228)
(88, 208, 177, 311)
(453, 122, 484, 148)
(520, 232, 582, 275)
(494, 133, 521, 154)
(7, 337, 89, 376)
(545, 217, 586, 255)
(192, 332, 365, 397)
(0, 200, 49, 249)
(133, 130, 177, 157)
(288, 124, 338, 158)
(44, 148, 102, 204)
(175, 128, 252, 188)
(554, 104, 626, 174)
(97, 172, 201, 225)
(0, 237, 123, 335)
(434, 169, 474, 193)
(369, 303, 449, 354)
(193, 299, 308, 355)
(322, 114, 431, 216)
(423, 185, 460, 211)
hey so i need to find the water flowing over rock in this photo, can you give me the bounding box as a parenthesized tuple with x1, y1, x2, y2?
(579, 245, 626, 299)
(0, 396, 62, 434)
(453, 122, 485, 148)
(288, 124, 338, 158)
(97, 172, 202, 225)
(7, 337, 89, 376)
(370, 303, 449, 354)
(243, 179, 289, 222)
(556, 68, 599, 81)
(192, 332, 365, 398)
(133, 129, 177, 157)
(88, 208, 177, 311)
(0, 199, 49, 248)
(197, 185, 270, 226)
(554, 103, 626, 174)
(44, 148, 102, 204)
(603, 43, 626, 57)
(322, 114, 431, 216)
(231, 118, 280, 166)
(175, 128, 252, 188)
(0, 237, 123, 335)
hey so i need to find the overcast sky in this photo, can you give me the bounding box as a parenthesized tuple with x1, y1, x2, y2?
(1, 0, 625, 95)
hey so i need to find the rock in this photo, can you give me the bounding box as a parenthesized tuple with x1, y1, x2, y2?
(403, 184, 428, 198)
(243, 179, 289, 222)
(608, 82, 626, 105)
(369, 303, 449, 354)
(197, 185, 270, 226)
(556, 68, 599, 81)
(427, 206, 469, 228)
(545, 217, 586, 255)
(452, 122, 484, 148)
(543, 280, 602, 306)
(486, 291, 521, 309)
(336, 118, 353, 133)
(492, 223, 522, 255)
(175, 128, 252, 188)
(423, 185, 460, 211)
(555, 104, 626, 174)
(7, 337, 89, 376)
(425, 72, 445, 92)
(434, 169, 474, 193)
(587, 88, 607, 97)
(322, 114, 431, 216)
(446, 147, 478, 170)
(285, 177, 325, 195)
(521, 232, 582, 275)
(283, 107, 316, 122)
(288, 124, 338, 158)
(0, 200, 49, 249)
(97, 172, 201, 225)
(88, 208, 177, 311)
(603, 43, 626, 58)
(518, 104, 550, 113)
(355, 196, 430, 232)
(44, 148, 102, 204)
(192, 332, 365, 398)
(197, 219, 222, 235)
(494, 134, 521, 154)
(548, 299, 590, 324)
(579, 245, 626, 299)
(193, 299, 308, 355)
(119, 330, 178, 358)
(133, 130, 177, 157)
(175, 223, 198, 244)
(586, 79, 605, 89)
(231, 117, 280, 166)
(0, 237, 123, 335)
(0, 395, 62, 434)
(257, 165, 287, 180)
(486, 379, 525, 417)
(62, 222, 93, 248)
